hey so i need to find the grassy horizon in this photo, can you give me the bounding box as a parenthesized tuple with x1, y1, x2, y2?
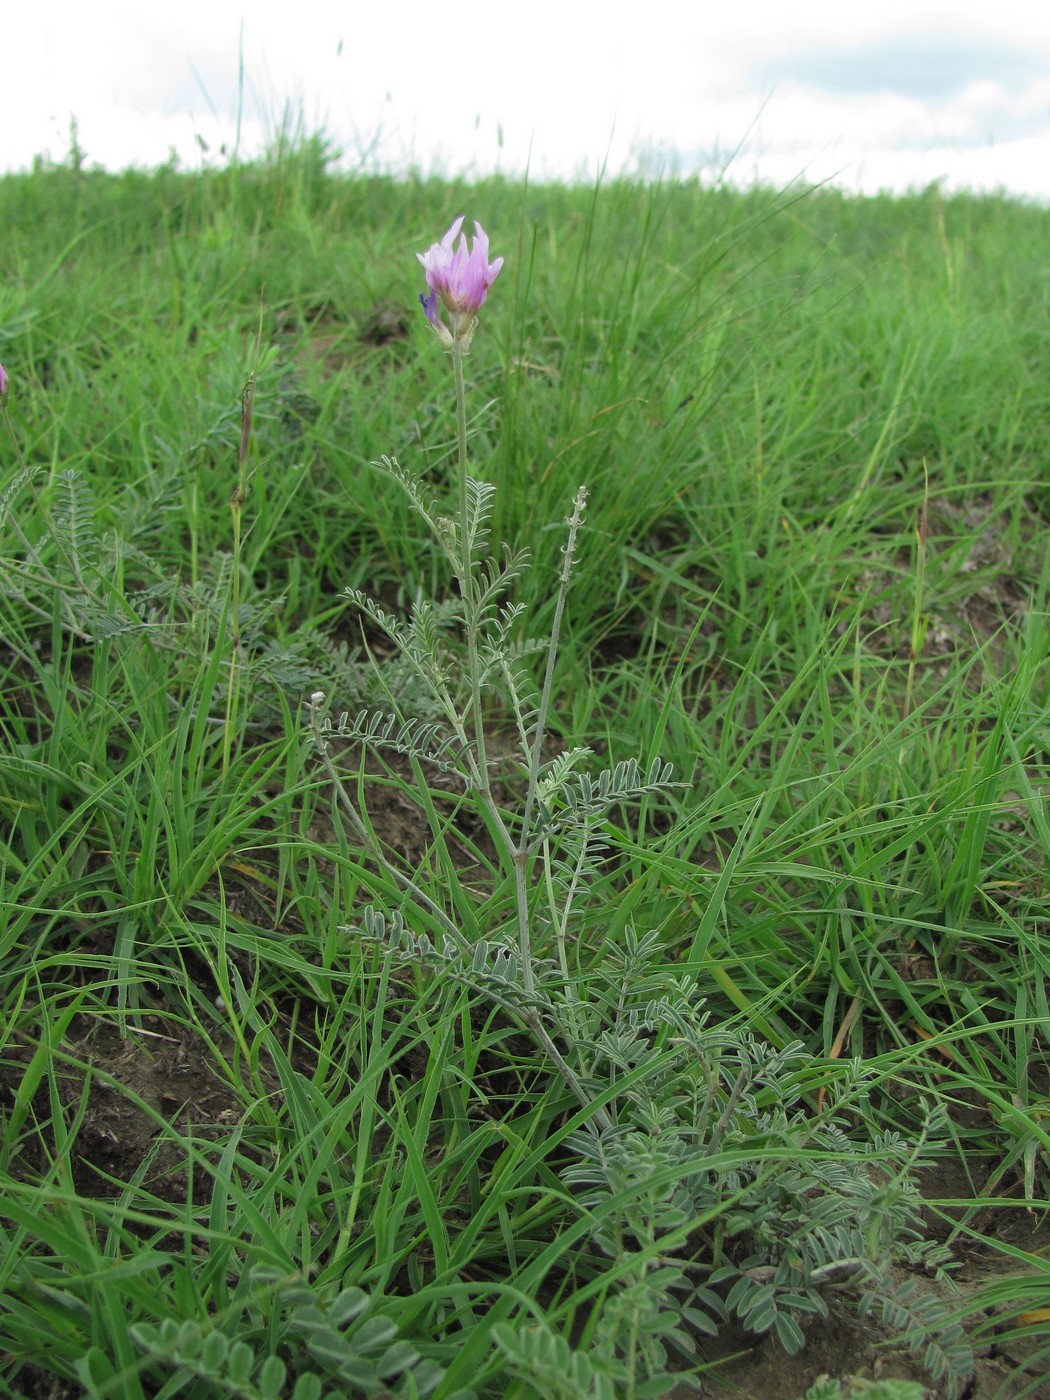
(1, 141, 1049, 1398)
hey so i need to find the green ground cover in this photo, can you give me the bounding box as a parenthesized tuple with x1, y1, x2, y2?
(1, 141, 1048, 1398)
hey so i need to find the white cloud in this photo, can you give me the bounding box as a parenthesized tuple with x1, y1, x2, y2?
(2, 1, 1048, 198)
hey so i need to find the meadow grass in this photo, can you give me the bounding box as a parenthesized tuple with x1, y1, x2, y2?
(1, 141, 1048, 1399)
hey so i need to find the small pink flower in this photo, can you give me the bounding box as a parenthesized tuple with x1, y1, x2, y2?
(418, 217, 503, 349)
(0, 363, 7, 404)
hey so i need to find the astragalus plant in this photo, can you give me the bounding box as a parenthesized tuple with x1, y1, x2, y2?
(309, 219, 971, 1397)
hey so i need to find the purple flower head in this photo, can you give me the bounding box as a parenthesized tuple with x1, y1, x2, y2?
(0, 363, 7, 404)
(417, 217, 503, 349)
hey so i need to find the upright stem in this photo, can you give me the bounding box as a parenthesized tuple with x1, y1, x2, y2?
(444, 340, 606, 1126)
(452, 343, 470, 577)
(450, 340, 494, 803)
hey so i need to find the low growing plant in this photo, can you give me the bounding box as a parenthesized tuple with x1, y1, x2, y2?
(308, 220, 973, 1396)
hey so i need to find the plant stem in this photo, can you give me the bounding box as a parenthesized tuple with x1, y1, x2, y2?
(452, 343, 470, 577)
(450, 339, 511, 867)
(511, 487, 588, 994)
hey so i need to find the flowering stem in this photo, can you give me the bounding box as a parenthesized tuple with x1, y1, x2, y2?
(450, 339, 495, 809)
(448, 339, 545, 1002)
(414, 222, 609, 1122)
(452, 343, 470, 573)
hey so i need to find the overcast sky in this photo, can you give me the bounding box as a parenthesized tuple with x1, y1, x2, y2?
(4, 1, 1049, 199)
